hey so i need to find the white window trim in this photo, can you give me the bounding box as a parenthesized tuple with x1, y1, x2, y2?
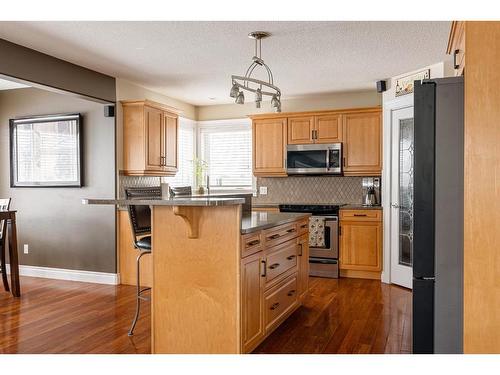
(196, 118, 254, 193)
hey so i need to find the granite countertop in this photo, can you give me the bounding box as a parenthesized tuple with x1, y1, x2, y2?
(82, 197, 245, 207)
(341, 204, 382, 210)
(241, 211, 311, 234)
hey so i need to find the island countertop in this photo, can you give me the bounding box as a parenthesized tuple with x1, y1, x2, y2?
(241, 211, 310, 234)
(82, 196, 246, 206)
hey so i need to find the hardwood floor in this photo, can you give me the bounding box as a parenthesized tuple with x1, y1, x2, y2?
(0, 276, 411, 354)
(254, 277, 412, 354)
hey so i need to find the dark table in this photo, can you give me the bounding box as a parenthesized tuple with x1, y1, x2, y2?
(0, 210, 20, 297)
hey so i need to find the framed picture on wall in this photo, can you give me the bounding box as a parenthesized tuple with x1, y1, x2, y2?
(395, 69, 431, 97)
(10, 113, 83, 187)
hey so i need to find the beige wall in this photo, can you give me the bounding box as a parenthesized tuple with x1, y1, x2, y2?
(196, 90, 382, 121)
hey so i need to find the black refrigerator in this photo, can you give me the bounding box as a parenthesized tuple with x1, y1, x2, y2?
(413, 77, 464, 354)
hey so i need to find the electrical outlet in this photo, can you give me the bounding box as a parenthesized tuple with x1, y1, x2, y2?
(23, 244, 29, 254)
(259, 186, 268, 195)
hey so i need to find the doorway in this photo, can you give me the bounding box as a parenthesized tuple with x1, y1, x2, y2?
(383, 96, 414, 289)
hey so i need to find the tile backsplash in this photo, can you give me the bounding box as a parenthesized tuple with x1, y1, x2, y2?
(254, 176, 365, 205)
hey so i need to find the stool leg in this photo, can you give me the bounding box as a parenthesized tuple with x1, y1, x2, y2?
(128, 250, 148, 336)
(0, 242, 9, 292)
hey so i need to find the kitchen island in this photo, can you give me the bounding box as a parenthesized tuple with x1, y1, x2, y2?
(83, 197, 310, 353)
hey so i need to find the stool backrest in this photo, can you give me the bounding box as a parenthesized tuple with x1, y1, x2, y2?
(124, 187, 161, 241)
(169, 186, 192, 196)
(0, 198, 11, 241)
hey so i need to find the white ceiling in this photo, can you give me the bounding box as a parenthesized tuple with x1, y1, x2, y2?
(0, 77, 29, 90)
(0, 21, 451, 105)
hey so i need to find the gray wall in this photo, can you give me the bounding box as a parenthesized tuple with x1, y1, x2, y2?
(0, 87, 116, 273)
(0, 38, 116, 103)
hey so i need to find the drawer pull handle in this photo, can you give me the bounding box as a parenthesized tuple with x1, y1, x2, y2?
(353, 214, 367, 217)
(247, 239, 260, 247)
(269, 263, 280, 270)
(286, 255, 296, 260)
(261, 260, 267, 277)
(287, 289, 296, 297)
(270, 302, 280, 310)
(300, 224, 308, 229)
(286, 228, 296, 233)
(268, 234, 281, 240)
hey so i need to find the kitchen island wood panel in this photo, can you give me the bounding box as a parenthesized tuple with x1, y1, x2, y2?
(152, 204, 242, 354)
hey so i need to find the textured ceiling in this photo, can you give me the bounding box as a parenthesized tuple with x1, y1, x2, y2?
(0, 21, 451, 105)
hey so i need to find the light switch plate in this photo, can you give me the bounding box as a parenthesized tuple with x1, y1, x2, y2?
(259, 186, 268, 195)
(23, 244, 29, 254)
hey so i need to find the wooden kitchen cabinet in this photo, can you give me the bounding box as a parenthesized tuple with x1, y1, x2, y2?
(314, 113, 342, 143)
(342, 111, 382, 176)
(122, 100, 180, 176)
(240, 218, 309, 352)
(447, 21, 465, 76)
(287, 113, 342, 144)
(250, 107, 381, 177)
(297, 233, 309, 301)
(252, 117, 287, 177)
(287, 116, 315, 144)
(241, 251, 265, 353)
(339, 209, 382, 279)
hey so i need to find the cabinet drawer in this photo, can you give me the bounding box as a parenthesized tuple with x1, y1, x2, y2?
(264, 238, 298, 285)
(263, 222, 298, 248)
(264, 274, 298, 332)
(340, 209, 382, 221)
(241, 232, 263, 258)
(297, 219, 309, 236)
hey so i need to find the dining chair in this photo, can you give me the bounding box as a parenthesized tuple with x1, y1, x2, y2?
(0, 198, 12, 292)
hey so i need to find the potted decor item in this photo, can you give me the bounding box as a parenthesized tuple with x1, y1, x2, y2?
(193, 158, 208, 195)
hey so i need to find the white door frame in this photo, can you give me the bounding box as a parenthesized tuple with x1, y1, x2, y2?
(381, 94, 414, 284)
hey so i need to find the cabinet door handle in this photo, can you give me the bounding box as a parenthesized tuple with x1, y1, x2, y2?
(453, 49, 460, 69)
(286, 255, 296, 260)
(343, 157, 346, 167)
(298, 242, 303, 256)
(268, 234, 281, 240)
(269, 263, 280, 270)
(247, 239, 260, 247)
(300, 223, 308, 229)
(353, 214, 367, 217)
(261, 260, 267, 277)
(270, 302, 280, 310)
(286, 228, 296, 233)
(339, 226, 342, 236)
(287, 289, 296, 297)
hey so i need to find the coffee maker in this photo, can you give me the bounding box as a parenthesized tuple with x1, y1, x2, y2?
(362, 177, 381, 206)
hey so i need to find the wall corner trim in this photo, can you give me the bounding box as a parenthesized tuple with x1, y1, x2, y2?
(6, 264, 120, 285)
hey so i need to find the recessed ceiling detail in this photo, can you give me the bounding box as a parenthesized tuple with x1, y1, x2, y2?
(0, 22, 451, 105)
(0, 78, 29, 91)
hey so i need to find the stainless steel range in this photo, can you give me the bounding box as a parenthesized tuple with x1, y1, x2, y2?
(279, 204, 340, 278)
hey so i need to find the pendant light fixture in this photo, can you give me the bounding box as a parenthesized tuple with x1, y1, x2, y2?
(230, 31, 282, 112)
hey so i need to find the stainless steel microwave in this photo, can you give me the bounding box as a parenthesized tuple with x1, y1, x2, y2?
(286, 143, 342, 175)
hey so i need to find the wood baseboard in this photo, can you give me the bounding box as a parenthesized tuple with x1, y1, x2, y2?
(340, 269, 381, 280)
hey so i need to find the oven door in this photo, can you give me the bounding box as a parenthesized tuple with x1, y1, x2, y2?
(286, 144, 342, 175)
(309, 216, 339, 259)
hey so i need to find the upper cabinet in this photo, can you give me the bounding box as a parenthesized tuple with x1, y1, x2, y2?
(253, 117, 287, 177)
(122, 100, 180, 176)
(250, 107, 381, 177)
(342, 111, 382, 176)
(447, 21, 465, 76)
(287, 113, 342, 144)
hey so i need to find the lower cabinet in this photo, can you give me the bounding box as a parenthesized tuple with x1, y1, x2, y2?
(240, 219, 309, 353)
(339, 209, 382, 278)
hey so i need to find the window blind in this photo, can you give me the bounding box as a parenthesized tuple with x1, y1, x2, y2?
(198, 120, 252, 189)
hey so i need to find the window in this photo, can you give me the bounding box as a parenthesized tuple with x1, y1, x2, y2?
(198, 119, 252, 190)
(164, 117, 195, 187)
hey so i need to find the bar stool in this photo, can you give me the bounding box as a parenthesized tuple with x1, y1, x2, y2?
(0, 198, 12, 292)
(125, 187, 161, 336)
